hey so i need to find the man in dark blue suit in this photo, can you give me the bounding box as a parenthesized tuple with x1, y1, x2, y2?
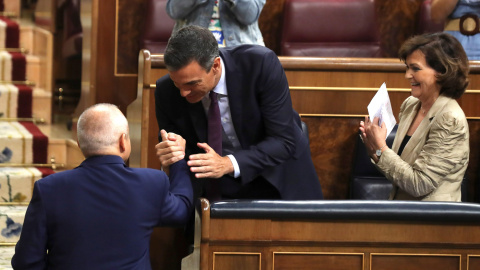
(155, 25, 323, 201)
(11, 103, 193, 269)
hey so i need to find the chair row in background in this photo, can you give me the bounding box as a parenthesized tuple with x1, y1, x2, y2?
(140, 0, 444, 57)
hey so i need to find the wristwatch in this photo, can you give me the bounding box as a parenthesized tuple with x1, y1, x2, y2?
(375, 144, 387, 158)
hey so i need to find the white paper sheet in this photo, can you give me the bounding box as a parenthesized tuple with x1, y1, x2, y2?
(367, 82, 397, 137)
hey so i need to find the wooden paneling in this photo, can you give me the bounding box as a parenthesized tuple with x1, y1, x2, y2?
(303, 116, 361, 199)
(468, 255, 480, 270)
(116, 0, 145, 75)
(258, 0, 284, 54)
(149, 227, 188, 270)
(77, 0, 138, 116)
(194, 199, 480, 270)
(371, 254, 460, 270)
(273, 253, 364, 270)
(376, 0, 424, 57)
(213, 253, 261, 270)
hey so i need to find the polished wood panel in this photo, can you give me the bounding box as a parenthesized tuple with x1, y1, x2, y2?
(259, 0, 284, 54)
(371, 254, 460, 270)
(213, 253, 261, 270)
(76, 0, 137, 117)
(273, 253, 363, 270)
(468, 255, 480, 270)
(302, 116, 361, 199)
(116, 0, 145, 75)
(376, 0, 423, 57)
(149, 227, 188, 270)
(195, 199, 480, 270)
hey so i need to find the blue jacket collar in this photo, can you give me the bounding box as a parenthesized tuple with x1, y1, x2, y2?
(78, 155, 126, 167)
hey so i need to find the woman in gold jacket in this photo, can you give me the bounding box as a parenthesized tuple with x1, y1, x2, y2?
(359, 33, 470, 201)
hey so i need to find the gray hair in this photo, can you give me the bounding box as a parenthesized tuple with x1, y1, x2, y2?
(164, 25, 219, 72)
(77, 103, 129, 157)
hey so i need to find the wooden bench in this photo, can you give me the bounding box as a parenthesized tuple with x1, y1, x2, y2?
(182, 198, 480, 270)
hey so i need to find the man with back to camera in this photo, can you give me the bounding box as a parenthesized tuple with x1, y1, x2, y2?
(11, 103, 193, 269)
(155, 25, 323, 201)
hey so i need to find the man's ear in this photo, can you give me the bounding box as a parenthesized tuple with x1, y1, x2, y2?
(119, 133, 126, 153)
(212, 57, 221, 73)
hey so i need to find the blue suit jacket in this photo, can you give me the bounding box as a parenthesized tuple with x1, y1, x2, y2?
(11, 155, 193, 269)
(155, 45, 322, 200)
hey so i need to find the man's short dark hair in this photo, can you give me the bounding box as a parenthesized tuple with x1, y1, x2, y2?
(164, 25, 219, 72)
(399, 32, 469, 99)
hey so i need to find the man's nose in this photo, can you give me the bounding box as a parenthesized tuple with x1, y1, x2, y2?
(180, 88, 191, 97)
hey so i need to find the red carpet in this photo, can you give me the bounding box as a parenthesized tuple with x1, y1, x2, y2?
(19, 121, 48, 164)
(15, 84, 32, 118)
(9, 52, 26, 81)
(36, 167, 55, 177)
(0, 16, 19, 48)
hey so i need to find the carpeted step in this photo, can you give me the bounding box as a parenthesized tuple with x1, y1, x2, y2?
(0, 205, 26, 244)
(0, 245, 15, 269)
(0, 121, 48, 165)
(0, 167, 54, 203)
(0, 51, 26, 82)
(0, 16, 19, 49)
(0, 84, 32, 119)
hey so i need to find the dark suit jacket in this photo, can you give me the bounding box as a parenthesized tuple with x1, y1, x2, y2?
(11, 155, 193, 270)
(155, 45, 323, 200)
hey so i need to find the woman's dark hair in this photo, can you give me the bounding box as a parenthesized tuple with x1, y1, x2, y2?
(398, 32, 469, 99)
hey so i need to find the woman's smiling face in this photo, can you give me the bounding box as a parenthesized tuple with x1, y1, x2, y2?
(404, 49, 441, 102)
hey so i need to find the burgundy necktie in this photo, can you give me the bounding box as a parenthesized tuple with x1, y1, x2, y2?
(208, 91, 222, 155)
(206, 91, 222, 201)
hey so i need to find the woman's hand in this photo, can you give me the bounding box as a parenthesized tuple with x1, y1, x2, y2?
(359, 116, 388, 161)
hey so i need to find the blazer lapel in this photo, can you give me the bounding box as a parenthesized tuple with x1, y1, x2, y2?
(399, 95, 450, 162)
(389, 99, 419, 200)
(220, 49, 246, 147)
(392, 100, 419, 153)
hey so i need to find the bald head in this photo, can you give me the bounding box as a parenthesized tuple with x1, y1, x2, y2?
(77, 103, 130, 159)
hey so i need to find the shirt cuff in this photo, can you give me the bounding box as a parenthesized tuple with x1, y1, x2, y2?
(227, 154, 240, 178)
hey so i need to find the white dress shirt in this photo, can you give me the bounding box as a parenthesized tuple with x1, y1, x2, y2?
(201, 57, 241, 178)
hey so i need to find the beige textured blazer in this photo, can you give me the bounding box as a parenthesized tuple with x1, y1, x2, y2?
(376, 95, 469, 201)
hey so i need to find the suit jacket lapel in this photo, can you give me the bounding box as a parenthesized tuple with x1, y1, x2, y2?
(220, 49, 246, 147)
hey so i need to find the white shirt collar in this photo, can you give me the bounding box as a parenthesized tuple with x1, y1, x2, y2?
(212, 57, 227, 96)
(202, 57, 227, 109)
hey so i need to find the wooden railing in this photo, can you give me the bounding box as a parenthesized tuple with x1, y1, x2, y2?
(182, 198, 480, 270)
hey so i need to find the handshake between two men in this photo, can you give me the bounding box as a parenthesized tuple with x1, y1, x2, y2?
(155, 130, 234, 179)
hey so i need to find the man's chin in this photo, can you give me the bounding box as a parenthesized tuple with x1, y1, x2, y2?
(186, 96, 202, 103)
(186, 99, 200, 104)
